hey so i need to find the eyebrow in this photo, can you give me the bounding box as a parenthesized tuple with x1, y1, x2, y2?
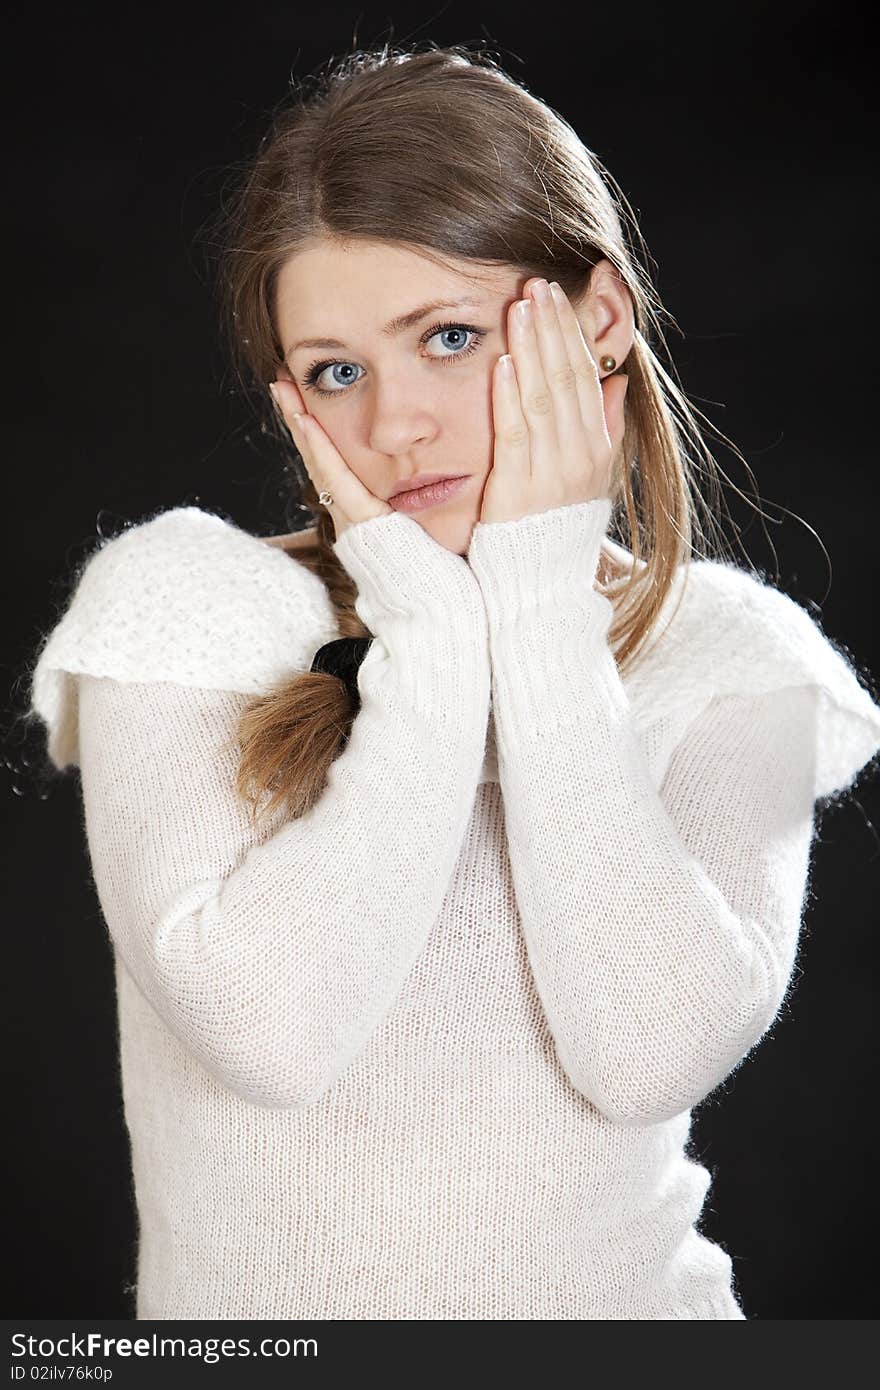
(286, 297, 486, 355)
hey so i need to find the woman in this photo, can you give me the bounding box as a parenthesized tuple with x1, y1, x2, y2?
(27, 43, 880, 1319)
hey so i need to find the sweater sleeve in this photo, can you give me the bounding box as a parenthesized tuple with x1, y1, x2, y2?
(31, 507, 491, 1110)
(466, 497, 880, 1127)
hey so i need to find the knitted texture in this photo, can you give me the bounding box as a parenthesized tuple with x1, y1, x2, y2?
(28, 501, 880, 1320)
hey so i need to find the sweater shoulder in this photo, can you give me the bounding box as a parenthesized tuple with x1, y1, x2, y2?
(625, 555, 880, 805)
(27, 506, 338, 771)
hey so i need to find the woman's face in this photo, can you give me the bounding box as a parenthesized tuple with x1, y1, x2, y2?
(274, 238, 603, 555)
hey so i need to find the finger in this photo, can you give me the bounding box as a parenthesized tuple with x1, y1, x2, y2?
(527, 280, 584, 464)
(269, 381, 334, 501)
(273, 365, 307, 413)
(491, 353, 530, 480)
(547, 282, 606, 439)
(269, 378, 326, 480)
(268, 376, 306, 422)
(280, 409, 347, 515)
(269, 384, 389, 524)
(269, 380, 323, 494)
(508, 297, 558, 476)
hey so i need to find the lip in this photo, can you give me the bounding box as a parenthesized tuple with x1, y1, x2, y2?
(389, 471, 469, 498)
(388, 474, 471, 513)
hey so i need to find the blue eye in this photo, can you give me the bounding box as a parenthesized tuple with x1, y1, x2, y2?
(302, 321, 486, 398)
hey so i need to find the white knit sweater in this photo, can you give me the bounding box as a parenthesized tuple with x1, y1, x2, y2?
(28, 497, 880, 1320)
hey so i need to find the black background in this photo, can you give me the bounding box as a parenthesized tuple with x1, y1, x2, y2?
(5, 0, 878, 1320)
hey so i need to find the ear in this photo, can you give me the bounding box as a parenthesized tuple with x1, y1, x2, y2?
(580, 259, 634, 376)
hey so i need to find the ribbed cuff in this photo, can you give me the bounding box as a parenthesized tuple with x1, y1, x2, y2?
(333, 510, 482, 629)
(467, 497, 613, 624)
(466, 498, 617, 737)
(332, 509, 490, 733)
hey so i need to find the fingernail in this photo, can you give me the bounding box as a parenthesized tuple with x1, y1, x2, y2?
(269, 382, 281, 407)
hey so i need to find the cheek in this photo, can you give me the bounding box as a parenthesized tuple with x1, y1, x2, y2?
(442, 369, 495, 429)
(440, 377, 497, 475)
(471, 377, 498, 458)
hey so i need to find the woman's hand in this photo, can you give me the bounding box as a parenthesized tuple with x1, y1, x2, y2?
(479, 277, 629, 526)
(268, 373, 392, 540)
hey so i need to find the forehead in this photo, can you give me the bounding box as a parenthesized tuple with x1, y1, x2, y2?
(275, 238, 516, 330)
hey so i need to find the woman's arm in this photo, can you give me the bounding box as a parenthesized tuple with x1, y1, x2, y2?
(466, 498, 855, 1127)
(66, 511, 490, 1110)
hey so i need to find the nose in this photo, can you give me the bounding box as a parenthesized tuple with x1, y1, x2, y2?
(366, 374, 440, 457)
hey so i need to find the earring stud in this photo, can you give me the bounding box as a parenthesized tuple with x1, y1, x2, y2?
(600, 355, 616, 372)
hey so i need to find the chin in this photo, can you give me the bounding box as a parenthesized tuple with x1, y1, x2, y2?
(414, 507, 479, 557)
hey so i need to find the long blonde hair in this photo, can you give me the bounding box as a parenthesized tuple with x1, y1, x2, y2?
(209, 41, 769, 827)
